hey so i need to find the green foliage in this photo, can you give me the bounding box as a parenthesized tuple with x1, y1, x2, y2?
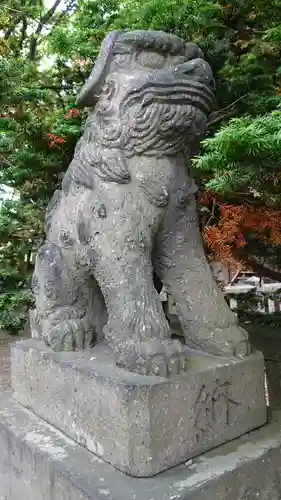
(190, 0, 281, 203)
(48, 0, 120, 59)
(0, 289, 34, 334)
(227, 289, 269, 316)
(194, 111, 281, 205)
(226, 290, 281, 329)
(242, 312, 281, 329)
(0, 200, 42, 332)
(0, 0, 86, 332)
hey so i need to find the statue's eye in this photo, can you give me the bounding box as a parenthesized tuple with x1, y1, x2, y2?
(136, 51, 165, 69)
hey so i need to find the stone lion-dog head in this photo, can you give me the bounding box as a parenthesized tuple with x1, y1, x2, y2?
(63, 30, 215, 197)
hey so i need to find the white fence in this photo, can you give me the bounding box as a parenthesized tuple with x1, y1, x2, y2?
(225, 283, 281, 314)
(226, 293, 281, 314)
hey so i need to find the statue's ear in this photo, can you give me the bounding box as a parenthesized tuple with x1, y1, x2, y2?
(76, 30, 121, 108)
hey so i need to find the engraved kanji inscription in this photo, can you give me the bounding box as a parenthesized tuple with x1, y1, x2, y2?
(195, 379, 241, 441)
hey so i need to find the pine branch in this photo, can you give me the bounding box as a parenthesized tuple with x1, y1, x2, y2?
(19, 16, 28, 51)
(207, 94, 250, 128)
(237, 249, 281, 282)
(35, 85, 74, 90)
(51, 0, 77, 30)
(29, 0, 63, 61)
(3, 6, 41, 39)
(4, 15, 21, 39)
(205, 197, 216, 227)
(0, 155, 17, 169)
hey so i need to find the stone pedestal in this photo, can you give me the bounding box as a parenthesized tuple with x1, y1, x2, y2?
(246, 323, 281, 409)
(0, 391, 280, 500)
(11, 339, 266, 477)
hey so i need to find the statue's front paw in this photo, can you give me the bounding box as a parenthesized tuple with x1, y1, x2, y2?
(209, 324, 251, 358)
(226, 325, 252, 357)
(186, 324, 251, 358)
(115, 338, 186, 377)
(46, 319, 93, 352)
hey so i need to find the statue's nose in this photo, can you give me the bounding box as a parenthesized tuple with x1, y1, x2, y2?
(175, 57, 215, 89)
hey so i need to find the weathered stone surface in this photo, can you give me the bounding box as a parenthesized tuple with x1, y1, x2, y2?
(11, 339, 266, 477)
(31, 29, 251, 377)
(246, 324, 281, 409)
(0, 391, 280, 500)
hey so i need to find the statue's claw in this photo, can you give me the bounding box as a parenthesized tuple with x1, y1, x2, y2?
(186, 325, 251, 358)
(46, 318, 94, 352)
(115, 338, 186, 377)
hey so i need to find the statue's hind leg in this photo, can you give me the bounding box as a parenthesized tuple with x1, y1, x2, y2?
(154, 197, 251, 357)
(33, 242, 106, 351)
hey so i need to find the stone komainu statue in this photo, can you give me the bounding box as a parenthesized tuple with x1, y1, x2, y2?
(31, 30, 251, 376)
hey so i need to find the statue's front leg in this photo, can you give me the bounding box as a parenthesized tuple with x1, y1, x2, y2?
(95, 256, 184, 375)
(155, 197, 251, 357)
(87, 187, 184, 376)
